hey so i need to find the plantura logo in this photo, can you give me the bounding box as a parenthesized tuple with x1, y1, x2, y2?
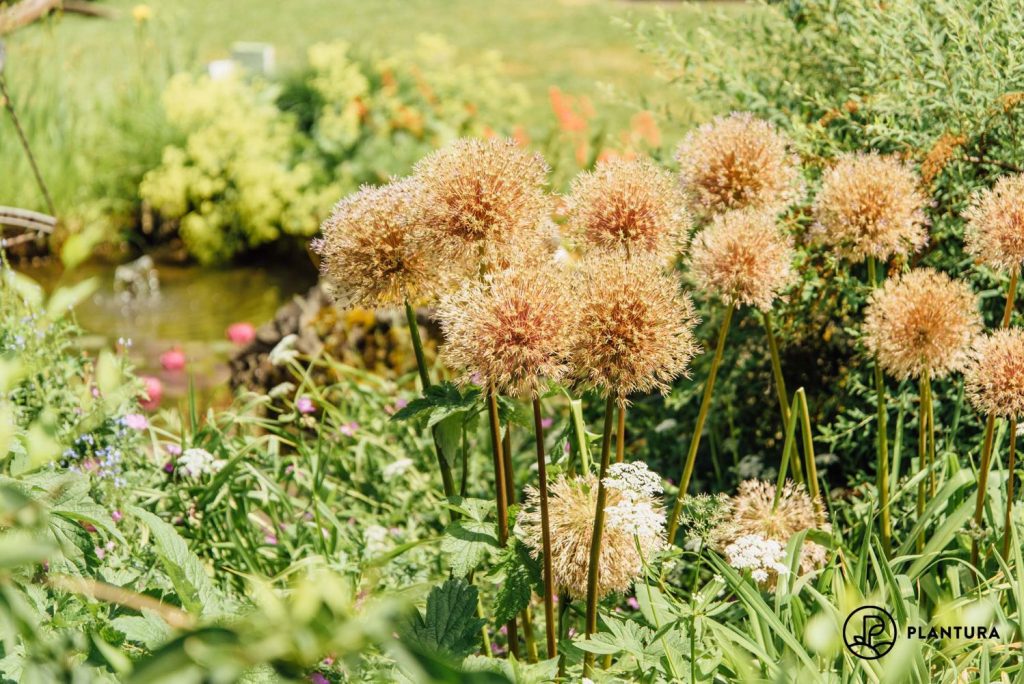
(843, 605, 897, 660)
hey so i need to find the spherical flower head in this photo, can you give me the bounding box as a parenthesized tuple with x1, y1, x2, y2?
(436, 263, 577, 398)
(723, 534, 789, 586)
(689, 208, 795, 311)
(964, 329, 1024, 418)
(812, 152, 930, 262)
(571, 255, 701, 399)
(713, 479, 829, 577)
(863, 268, 981, 380)
(963, 173, 1024, 273)
(413, 138, 553, 270)
(516, 474, 665, 599)
(566, 157, 690, 258)
(314, 178, 452, 308)
(676, 112, 803, 216)
(603, 461, 664, 500)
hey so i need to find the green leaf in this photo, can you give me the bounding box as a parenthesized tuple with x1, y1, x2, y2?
(111, 613, 173, 650)
(402, 578, 486, 660)
(491, 542, 538, 625)
(441, 515, 499, 578)
(462, 655, 559, 683)
(128, 506, 224, 618)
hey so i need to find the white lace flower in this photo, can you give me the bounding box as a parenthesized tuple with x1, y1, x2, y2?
(605, 498, 666, 542)
(177, 448, 225, 478)
(723, 534, 789, 586)
(603, 461, 664, 499)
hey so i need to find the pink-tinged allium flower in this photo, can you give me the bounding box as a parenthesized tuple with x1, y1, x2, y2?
(863, 268, 981, 380)
(160, 347, 186, 372)
(123, 413, 149, 431)
(812, 152, 930, 262)
(964, 329, 1024, 418)
(226, 321, 256, 345)
(689, 208, 795, 311)
(963, 173, 1024, 273)
(139, 375, 163, 411)
(571, 255, 700, 399)
(296, 396, 316, 414)
(676, 112, 803, 216)
(413, 137, 553, 271)
(437, 263, 578, 398)
(566, 156, 690, 259)
(314, 177, 456, 308)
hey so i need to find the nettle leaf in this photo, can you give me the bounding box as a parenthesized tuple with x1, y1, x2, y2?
(462, 655, 559, 683)
(129, 506, 225, 618)
(496, 396, 532, 428)
(402, 578, 486, 660)
(391, 382, 480, 426)
(441, 499, 499, 577)
(576, 617, 651, 660)
(491, 540, 542, 625)
(111, 612, 173, 650)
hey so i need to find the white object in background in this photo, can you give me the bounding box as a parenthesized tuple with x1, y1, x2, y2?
(207, 59, 237, 81)
(232, 42, 275, 76)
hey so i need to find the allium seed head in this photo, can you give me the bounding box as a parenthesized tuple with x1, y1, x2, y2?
(314, 178, 452, 308)
(571, 255, 700, 399)
(964, 173, 1024, 273)
(436, 263, 577, 398)
(863, 268, 982, 380)
(964, 329, 1024, 418)
(812, 152, 930, 262)
(689, 208, 795, 311)
(566, 157, 690, 258)
(676, 112, 803, 216)
(413, 138, 553, 271)
(713, 479, 829, 577)
(516, 474, 665, 599)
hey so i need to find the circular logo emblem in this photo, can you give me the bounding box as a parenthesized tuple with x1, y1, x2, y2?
(843, 605, 897, 659)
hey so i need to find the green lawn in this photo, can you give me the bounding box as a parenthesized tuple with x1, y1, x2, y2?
(2, 0, 747, 215)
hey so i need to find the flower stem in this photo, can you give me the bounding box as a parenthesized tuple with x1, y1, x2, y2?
(532, 398, 558, 660)
(925, 371, 936, 498)
(1003, 416, 1018, 561)
(486, 387, 519, 658)
(503, 426, 538, 663)
(796, 388, 821, 510)
(917, 369, 929, 554)
(404, 299, 456, 500)
(615, 404, 626, 464)
(667, 304, 735, 543)
(972, 270, 1018, 565)
(763, 309, 803, 484)
(583, 395, 617, 675)
(866, 257, 891, 556)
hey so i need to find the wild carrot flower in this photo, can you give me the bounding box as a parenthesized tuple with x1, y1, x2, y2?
(516, 474, 664, 599)
(812, 152, 929, 262)
(314, 177, 451, 308)
(436, 263, 577, 397)
(723, 534, 789, 585)
(963, 173, 1024, 273)
(413, 138, 552, 271)
(565, 157, 689, 258)
(964, 329, 1024, 418)
(863, 268, 982, 380)
(676, 112, 803, 216)
(571, 255, 700, 399)
(689, 208, 795, 311)
(713, 479, 829, 576)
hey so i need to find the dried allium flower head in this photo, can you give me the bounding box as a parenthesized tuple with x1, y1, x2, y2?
(863, 268, 981, 380)
(963, 173, 1024, 273)
(713, 479, 829, 576)
(689, 208, 795, 310)
(413, 137, 552, 269)
(676, 112, 803, 216)
(812, 152, 930, 262)
(516, 474, 665, 599)
(566, 157, 690, 258)
(436, 263, 577, 397)
(571, 255, 700, 398)
(964, 329, 1024, 418)
(314, 178, 450, 307)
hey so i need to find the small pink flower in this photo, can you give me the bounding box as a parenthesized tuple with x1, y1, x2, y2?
(139, 375, 163, 411)
(124, 413, 149, 430)
(563, 442, 571, 453)
(82, 522, 97, 533)
(165, 443, 182, 456)
(541, 416, 554, 429)
(309, 674, 329, 684)
(111, 510, 123, 523)
(627, 596, 640, 610)
(340, 421, 359, 437)
(321, 655, 335, 667)
(163, 462, 175, 473)
(297, 396, 316, 414)
(160, 348, 186, 372)
(95, 546, 106, 560)
(91, 386, 101, 398)
(226, 322, 256, 345)
(264, 534, 278, 545)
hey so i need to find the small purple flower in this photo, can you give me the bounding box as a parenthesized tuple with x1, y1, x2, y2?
(297, 396, 316, 415)
(123, 413, 149, 430)
(163, 461, 174, 473)
(340, 421, 359, 437)
(394, 397, 409, 410)
(541, 416, 554, 429)
(627, 596, 640, 610)
(165, 444, 182, 456)
(264, 534, 278, 545)
(309, 674, 329, 684)
(111, 510, 123, 523)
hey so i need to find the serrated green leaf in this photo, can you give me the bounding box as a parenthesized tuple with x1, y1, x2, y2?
(492, 543, 536, 625)
(402, 578, 486, 661)
(441, 518, 499, 578)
